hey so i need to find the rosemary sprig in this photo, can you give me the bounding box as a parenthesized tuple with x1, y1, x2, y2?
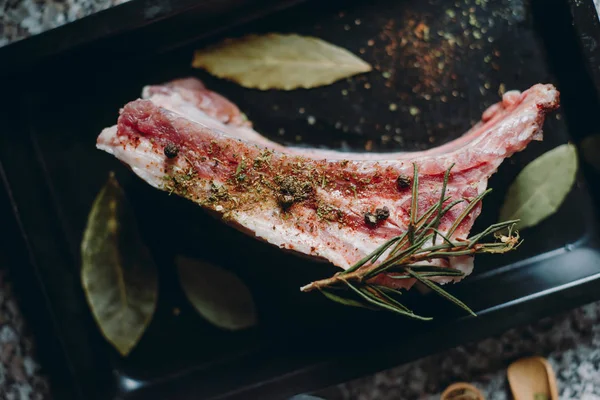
(300, 163, 521, 320)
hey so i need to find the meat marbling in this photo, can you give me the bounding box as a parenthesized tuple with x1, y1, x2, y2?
(97, 78, 559, 289)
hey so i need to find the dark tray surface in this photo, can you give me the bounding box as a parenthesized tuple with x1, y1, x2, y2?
(1, 0, 600, 399)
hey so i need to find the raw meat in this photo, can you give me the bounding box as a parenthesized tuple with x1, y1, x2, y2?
(97, 79, 559, 288)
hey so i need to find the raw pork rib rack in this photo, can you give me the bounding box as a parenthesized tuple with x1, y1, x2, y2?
(97, 78, 559, 289)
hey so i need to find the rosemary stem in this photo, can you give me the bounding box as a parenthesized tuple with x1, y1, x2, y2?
(300, 243, 488, 293)
(300, 271, 363, 292)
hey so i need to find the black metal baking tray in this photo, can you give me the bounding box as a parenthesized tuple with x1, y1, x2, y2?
(1, 0, 600, 399)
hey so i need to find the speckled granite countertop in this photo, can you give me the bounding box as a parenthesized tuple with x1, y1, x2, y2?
(2, 1, 600, 400)
(0, 0, 126, 47)
(320, 302, 600, 400)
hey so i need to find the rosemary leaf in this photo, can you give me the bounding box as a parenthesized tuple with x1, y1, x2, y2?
(367, 235, 433, 278)
(407, 224, 416, 246)
(467, 220, 519, 247)
(407, 268, 476, 316)
(431, 164, 454, 245)
(417, 197, 449, 225)
(416, 213, 452, 243)
(389, 271, 464, 279)
(411, 163, 419, 224)
(343, 280, 433, 321)
(319, 289, 371, 309)
(373, 285, 403, 296)
(387, 265, 464, 279)
(388, 232, 411, 258)
(446, 188, 492, 238)
(408, 163, 420, 244)
(342, 235, 404, 274)
(427, 249, 477, 257)
(440, 199, 465, 217)
(387, 274, 412, 279)
(390, 198, 452, 257)
(414, 241, 460, 254)
(405, 265, 465, 275)
(369, 286, 411, 312)
(412, 199, 464, 247)
(430, 228, 455, 246)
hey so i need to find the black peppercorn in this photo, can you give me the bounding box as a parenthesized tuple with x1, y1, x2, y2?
(396, 175, 411, 190)
(375, 206, 390, 221)
(364, 212, 378, 226)
(164, 142, 179, 158)
(278, 194, 295, 210)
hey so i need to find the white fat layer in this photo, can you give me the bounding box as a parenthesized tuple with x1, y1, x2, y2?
(97, 126, 165, 189)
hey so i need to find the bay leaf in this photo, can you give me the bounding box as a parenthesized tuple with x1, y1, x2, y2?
(175, 256, 257, 330)
(581, 134, 600, 172)
(81, 173, 158, 356)
(191, 33, 372, 90)
(498, 144, 578, 230)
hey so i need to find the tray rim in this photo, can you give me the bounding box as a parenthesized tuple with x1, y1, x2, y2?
(568, 0, 600, 94)
(1, 0, 600, 399)
(0, 0, 311, 78)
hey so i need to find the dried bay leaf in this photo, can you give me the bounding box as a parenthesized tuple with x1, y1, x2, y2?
(499, 144, 578, 230)
(81, 174, 158, 356)
(176, 256, 257, 330)
(192, 33, 372, 90)
(581, 134, 600, 172)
